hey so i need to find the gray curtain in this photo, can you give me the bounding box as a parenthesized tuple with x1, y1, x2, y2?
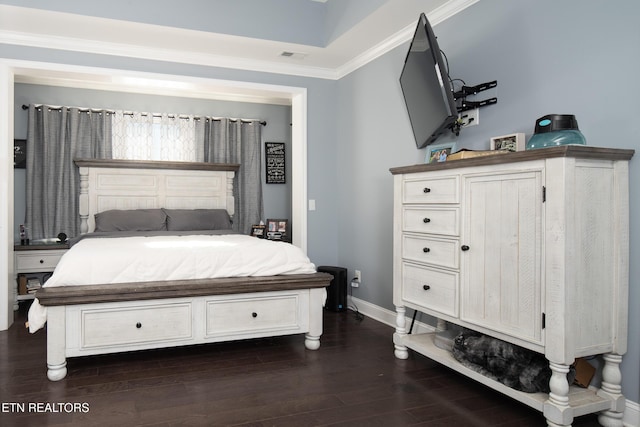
(25, 105, 112, 240)
(196, 118, 263, 234)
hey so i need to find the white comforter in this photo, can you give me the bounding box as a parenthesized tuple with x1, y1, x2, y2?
(28, 234, 316, 332)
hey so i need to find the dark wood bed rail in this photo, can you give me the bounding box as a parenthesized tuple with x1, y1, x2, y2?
(36, 273, 333, 306)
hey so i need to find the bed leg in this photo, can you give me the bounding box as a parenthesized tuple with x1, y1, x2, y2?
(46, 306, 67, 381)
(305, 288, 324, 350)
(305, 334, 321, 350)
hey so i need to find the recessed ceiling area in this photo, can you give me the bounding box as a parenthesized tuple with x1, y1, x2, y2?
(0, 0, 476, 80)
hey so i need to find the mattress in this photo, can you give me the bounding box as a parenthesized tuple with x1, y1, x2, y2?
(28, 233, 316, 332)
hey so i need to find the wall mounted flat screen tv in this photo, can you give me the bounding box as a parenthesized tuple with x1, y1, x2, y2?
(400, 13, 457, 149)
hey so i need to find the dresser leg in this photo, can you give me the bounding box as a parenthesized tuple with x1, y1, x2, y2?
(544, 361, 572, 426)
(393, 306, 409, 359)
(597, 353, 625, 427)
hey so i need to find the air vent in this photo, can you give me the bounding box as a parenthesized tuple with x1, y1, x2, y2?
(280, 51, 308, 60)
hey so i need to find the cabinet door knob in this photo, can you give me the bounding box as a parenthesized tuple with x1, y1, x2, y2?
(423, 247, 430, 253)
(423, 218, 431, 223)
(461, 245, 470, 251)
(423, 285, 431, 291)
(423, 187, 431, 193)
(136, 322, 142, 329)
(252, 312, 258, 318)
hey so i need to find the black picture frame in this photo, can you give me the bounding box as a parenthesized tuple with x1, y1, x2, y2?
(266, 218, 289, 241)
(250, 224, 266, 238)
(14, 139, 26, 168)
(265, 142, 285, 184)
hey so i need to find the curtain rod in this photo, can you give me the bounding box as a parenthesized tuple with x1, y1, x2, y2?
(22, 104, 267, 126)
(22, 104, 115, 114)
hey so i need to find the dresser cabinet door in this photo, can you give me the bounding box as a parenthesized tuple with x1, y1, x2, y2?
(460, 171, 543, 344)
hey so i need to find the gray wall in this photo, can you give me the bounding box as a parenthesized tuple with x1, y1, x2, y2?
(334, 0, 640, 404)
(12, 83, 293, 241)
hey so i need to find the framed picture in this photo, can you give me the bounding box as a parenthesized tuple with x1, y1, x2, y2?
(250, 224, 265, 238)
(265, 142, 285, 184)
(266, 218, 288, 241)
(490, 133, 525, 152)
(426, 142, 457, 163)
(14, 139, 26, 168)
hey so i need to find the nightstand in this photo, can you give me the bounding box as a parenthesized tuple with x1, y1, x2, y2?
(14, 243, 68, 310)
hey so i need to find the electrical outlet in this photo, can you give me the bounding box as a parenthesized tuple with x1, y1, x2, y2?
(351, 270, 362, 288)
(458, 108, 479, 127)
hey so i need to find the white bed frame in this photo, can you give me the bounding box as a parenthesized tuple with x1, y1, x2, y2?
(37, 159, 331, 381)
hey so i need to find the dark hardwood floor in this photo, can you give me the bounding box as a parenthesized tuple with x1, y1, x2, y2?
(1, 302, 602, 426)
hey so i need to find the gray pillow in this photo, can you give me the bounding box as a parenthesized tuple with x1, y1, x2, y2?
(94, 209, 167, 232)
(163, 208, 232, 231)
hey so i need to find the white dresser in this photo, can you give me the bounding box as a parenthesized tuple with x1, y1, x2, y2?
(391, 146, 633, 427)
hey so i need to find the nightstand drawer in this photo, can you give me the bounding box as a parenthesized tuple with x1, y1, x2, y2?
(81, 302, 192, 349)
(206, 294, 300, 337)
(403, 175, 459, 204)
(15, 250, 66, 272)
(402, 262, 458, 317)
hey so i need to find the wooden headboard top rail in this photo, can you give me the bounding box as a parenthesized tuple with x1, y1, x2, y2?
(75, 158, 239, 234)
(74, 158, 240, 172)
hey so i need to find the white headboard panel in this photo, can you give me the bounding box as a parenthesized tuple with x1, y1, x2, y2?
(75, 159, 239, 233)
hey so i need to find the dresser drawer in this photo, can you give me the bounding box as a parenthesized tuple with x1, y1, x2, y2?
(206, 294, 300, 337)
(81, 302, 192, 349)
(402, 262, 457, 317)
(402, 234, 459, 269)
(404, 175, 459, 204)
(15, 250, 66, 272)
(403, 207, 459, 236)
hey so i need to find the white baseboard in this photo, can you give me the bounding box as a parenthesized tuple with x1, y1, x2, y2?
(348, 295, 434, 334)
(348, 296, 640, 427)
(625, 400, 639, 427)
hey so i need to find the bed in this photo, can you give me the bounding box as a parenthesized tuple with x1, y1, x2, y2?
(28, 158, 332, 381)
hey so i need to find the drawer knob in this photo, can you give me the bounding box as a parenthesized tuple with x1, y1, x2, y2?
(423, 247, 430, 253)
(39, 259, 44, 264)
(423, 218, 431, 223)
(461, 245, 470, 251)
(136, 322, 142, 329)
(423, 187, 431, 193)
(252, 312, 258, 318)
(423, 285, 431, 291)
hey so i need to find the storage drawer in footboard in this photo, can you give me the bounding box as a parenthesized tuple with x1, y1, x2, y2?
(205, 291, 309, 339)
(79, 302, 193, 350)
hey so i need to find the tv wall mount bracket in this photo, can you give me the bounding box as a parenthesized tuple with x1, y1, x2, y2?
(454, 80, 498, 113)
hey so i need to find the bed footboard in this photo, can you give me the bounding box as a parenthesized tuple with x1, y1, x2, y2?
(38, 273, 332, 381)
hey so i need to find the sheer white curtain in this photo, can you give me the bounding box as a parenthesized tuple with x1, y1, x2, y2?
(112, 111, 197, 161)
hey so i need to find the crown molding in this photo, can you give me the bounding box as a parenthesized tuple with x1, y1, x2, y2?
(0, 0, 478, 81)
(336, 0, 479, 78)
(0, 29, 339, 81)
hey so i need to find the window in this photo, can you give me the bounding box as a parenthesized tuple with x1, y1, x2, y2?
(112, 111, 197, 161)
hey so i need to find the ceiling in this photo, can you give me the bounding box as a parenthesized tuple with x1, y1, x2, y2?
(0, 0, 478, 81)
